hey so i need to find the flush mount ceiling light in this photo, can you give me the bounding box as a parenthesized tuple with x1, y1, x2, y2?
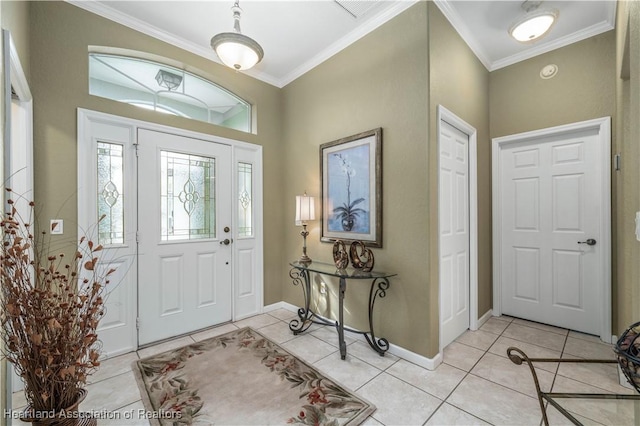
(155, 69, 183, 91)
(211, 0, 264, 71)
(509, 1, 558, 43)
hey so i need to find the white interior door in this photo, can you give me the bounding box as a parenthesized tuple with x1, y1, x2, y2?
(498, 126, 605, 335)
(137, 129, 233, 345)
(439, 120, 470, 348)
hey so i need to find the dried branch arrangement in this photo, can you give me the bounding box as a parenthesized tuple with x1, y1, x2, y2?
(0, 189, 114, 413)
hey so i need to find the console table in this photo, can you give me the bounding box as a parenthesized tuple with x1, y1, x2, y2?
(288, 260, 396, 360)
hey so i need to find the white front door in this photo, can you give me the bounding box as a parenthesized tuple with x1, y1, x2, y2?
(79, 110, 264, 355)
(496, 122, 608, 335)
(439, 120, 470, 348)
(137, 129, 233, 345)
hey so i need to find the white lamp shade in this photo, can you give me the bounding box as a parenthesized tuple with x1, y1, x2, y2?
(211, 32, 264, 71)
(295, 194, 316, 225)
(509, 10, 557, 43)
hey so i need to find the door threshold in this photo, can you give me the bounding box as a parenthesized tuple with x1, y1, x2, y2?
(137, 320, 234, 350)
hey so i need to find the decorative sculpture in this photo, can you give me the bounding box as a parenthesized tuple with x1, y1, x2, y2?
(349, 241, 374, 272)
(332, 240, 349, 270)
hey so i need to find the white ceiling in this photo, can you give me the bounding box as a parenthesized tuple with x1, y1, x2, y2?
(69, 0, 617, 88)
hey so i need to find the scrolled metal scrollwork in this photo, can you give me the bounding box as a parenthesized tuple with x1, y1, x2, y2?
(374, 278, 389, 299)
(349, 240, 374, 272)
(289, 268, 304, 286)
(288, 268, 313, 334)
(365, 335, 389, 354)
(365, 277, 390, 356)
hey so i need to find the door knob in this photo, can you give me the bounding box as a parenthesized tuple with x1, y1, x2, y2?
(578, 238, 597, 246)
(220, 238, 233, 246)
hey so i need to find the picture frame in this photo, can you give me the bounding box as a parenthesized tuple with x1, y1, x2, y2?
(320, 128, 382, 248)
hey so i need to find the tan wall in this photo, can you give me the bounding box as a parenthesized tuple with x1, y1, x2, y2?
(490, 31, 615, 138)
(615, 0, 640, 334)
(29, 2, 285, 305)
(282, 3, 432, 356)
(427, 3, 491, 336)
(1, 0, 30, 82)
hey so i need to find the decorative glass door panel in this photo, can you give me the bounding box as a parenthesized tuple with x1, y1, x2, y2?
(160, 151, 216, 241)
(97, 142, 125, 245)
(238, 162, 253, 237)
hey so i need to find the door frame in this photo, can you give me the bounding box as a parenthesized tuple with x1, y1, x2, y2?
(3, 28, 35, 401)
(491, 117, 611, 342)
(437, 105, 478, 351)
(78, 109, 264, 355)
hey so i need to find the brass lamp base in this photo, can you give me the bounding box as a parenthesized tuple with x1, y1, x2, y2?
(298, 224, 312, 264)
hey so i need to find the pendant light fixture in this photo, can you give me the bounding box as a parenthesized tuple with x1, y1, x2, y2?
(509, 1, 558, 43)
(211, 0, 264, 71)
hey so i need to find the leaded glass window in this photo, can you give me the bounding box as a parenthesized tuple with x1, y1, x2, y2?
(97, 142, 124, 245)
(89, 53, 251, 132)
(161, 151, 216, 241)
(238, 162, 253, 237)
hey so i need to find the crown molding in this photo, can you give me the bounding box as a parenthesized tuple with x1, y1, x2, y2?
(490, 20, 615, 71)
(68, 0, 216, 61)
(432, 0, 492, 71)
(278, 0, 419, 87)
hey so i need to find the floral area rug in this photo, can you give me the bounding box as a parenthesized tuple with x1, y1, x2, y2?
(132, 327, 376, 425)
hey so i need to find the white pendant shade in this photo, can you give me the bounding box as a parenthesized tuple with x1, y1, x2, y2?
(509, 8, 557, 43)
(211, 1, 264, 71)
(211, 32, 264, 71)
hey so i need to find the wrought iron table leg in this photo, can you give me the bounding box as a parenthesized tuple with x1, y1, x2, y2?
(288, 268, 314, 334)
(364, 277, 390, 356)
(338, 277, 347, 360)
(507, 346, 622, 426)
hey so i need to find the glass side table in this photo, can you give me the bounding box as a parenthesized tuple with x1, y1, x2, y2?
(289, 260, 397, 360)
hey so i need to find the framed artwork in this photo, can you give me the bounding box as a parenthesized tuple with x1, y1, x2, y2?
(320, 128, 382, 248)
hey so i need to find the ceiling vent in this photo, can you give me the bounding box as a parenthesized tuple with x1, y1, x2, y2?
(333, 0, 380, 19)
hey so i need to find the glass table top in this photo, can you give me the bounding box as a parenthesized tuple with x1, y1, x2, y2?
(290, 260, 396, 279)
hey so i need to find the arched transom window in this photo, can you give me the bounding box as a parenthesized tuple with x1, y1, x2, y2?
(89, 53, 251, 132)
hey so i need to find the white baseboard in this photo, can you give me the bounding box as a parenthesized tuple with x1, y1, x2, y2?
(263, 301, 298, 313)
(388, 343, 442, 370)
(477, 309, 494, 328)
(265, 301, 442, 370)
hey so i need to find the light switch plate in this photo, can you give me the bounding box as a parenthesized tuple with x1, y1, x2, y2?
(50, 219, 63, 235)
(636, 212, 640, 242)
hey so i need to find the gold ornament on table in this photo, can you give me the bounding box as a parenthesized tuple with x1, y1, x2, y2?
(349, 241, 374, 272)
(332, 240, 349, 270)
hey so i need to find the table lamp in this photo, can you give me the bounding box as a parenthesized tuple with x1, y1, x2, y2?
(295, 192, 316, 263)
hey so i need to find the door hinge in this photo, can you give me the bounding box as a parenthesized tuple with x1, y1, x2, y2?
(134, 143, 139, 157)
(136, 231, 140, 243)
(136, 317, 140, 329)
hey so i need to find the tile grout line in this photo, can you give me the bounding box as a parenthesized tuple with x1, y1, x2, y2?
(430, 317, 515, 426)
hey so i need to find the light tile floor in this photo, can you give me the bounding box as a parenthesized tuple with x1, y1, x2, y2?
(11, 311, 638, 425)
